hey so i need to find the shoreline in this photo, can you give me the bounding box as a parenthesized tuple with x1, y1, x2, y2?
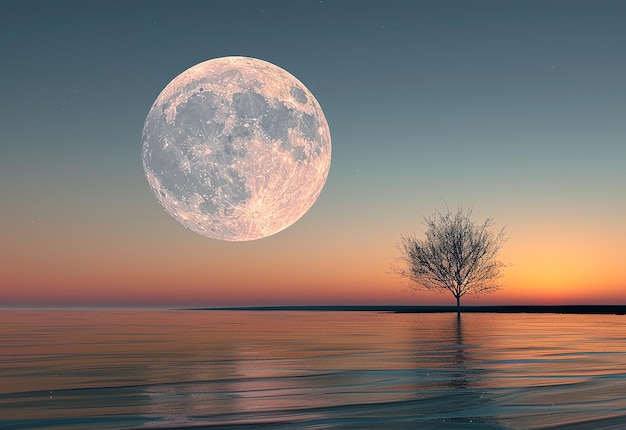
(186, 305, 626, 315)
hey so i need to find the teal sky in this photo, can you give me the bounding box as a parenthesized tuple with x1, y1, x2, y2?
(1, 1, 625, 307)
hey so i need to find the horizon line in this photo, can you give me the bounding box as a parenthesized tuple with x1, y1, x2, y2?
(2, 304, 625, 315)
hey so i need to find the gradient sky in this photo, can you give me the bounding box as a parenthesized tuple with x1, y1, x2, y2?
(1, 0, 625, 307)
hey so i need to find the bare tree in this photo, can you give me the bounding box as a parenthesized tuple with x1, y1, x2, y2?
(392, 208, 507, 316)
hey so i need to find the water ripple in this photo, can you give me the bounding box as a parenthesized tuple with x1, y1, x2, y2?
(1, 311, 625, 428)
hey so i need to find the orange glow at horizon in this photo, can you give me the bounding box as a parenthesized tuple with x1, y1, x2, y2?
(1, 210, 624, 307)
(494, 217, 626, 305)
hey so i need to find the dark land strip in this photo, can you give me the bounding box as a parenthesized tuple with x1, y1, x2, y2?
(186, 305, 626, 315)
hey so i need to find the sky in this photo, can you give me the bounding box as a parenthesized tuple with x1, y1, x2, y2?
(1, 0, 625, 308)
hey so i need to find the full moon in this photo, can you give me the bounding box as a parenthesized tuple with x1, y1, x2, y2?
(142, 57, 331, 241)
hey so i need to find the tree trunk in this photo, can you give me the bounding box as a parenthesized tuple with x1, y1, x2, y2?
(456, 295, 461, 317)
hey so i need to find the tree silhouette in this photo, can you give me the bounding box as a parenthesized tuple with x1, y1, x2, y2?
(392, 208, 507, 316)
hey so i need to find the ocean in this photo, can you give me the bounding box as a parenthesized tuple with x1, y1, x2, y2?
(1, 310, 625, 429)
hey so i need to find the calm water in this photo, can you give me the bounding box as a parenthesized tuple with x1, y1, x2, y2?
(1, 311, 625, 429)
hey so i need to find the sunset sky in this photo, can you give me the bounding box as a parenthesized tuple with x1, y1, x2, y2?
(1, 1, 624, 308)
